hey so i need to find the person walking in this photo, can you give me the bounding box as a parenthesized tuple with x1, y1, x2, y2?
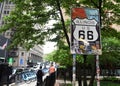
(36, 66, 44, 86)
(49, 63, 56, 86)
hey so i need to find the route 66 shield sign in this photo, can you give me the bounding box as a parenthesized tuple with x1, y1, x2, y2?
(70, 8, 102, 55)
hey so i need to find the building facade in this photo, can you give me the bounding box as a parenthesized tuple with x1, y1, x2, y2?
(0, 0, 44, 67)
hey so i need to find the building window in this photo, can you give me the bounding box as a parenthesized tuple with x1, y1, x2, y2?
(6, 1, 12, 4)
(29, 53, 31, 57)
(4, 11, 9, 14)
(2, 21, 4, 24)
(21, 52, 24, 56)
(6, 1, 8, 4)
(9, 1, 12, 4)
(4, 11, 6, 14)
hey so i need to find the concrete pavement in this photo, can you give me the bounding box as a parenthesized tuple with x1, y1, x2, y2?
(8, 79, 77, 86)
(55, 79, 78, 86)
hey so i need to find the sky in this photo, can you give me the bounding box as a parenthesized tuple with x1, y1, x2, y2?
(43, 42, 57, 54)
(43, 20, 57, 54)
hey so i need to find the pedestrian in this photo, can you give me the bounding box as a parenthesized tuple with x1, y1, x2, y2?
(36, 66, 44, 86)
(49, 63, 56, 86)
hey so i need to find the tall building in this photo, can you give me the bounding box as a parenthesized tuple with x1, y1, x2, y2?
(0, 0, 44, 67)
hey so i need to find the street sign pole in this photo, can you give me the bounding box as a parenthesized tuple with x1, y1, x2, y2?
(72, 54, 76, 86)
(96, 55, 100, 86)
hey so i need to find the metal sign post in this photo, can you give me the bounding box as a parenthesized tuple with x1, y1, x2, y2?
(96, 55, 100, 86)
(72, 54, 76, 86)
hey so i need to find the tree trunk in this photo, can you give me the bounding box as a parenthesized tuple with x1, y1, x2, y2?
(89, 55, 96, 86)
(78, 76, 82, 86)
(83, 55, 87, 86)
(56, 0, 70, 47)
(76, 62, 82, 86)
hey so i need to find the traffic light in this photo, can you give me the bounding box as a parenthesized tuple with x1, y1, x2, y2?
(8, 57, 13, 65)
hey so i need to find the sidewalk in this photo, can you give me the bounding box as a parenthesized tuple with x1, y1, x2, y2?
(55, 79, 78, 86)
(9, 79, 78, 86)
(8, 80, 70, 86)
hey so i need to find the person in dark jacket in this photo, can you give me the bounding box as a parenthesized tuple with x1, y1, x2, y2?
(36, 66, 44, 86)
(49, 64, 56, 86)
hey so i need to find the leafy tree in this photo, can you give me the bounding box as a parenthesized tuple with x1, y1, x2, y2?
(0, 0, 120, 86)
(100, 37, 120, 72)
(0, 0, 119, 48)
(44, 51, 57, 61)
(0, 0, 60, 49)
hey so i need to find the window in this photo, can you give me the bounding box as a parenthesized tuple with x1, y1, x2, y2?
(21, 52, 24, 56)
(4, 11, 6, 14)
(2, 21, 4, 24)
(4, 11, 9, 14)
(7, 11, 9, 14)
(6, 1, 12, 4)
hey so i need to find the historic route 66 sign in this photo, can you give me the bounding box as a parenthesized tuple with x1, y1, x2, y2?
(73, 18, 98, 41)
(70, 8, 102, 55)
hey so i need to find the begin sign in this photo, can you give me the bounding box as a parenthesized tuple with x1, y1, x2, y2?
(70, 8, 102, 55)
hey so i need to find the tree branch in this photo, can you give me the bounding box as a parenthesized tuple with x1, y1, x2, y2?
(56, 0, 70, 48)
(90, 0, 99, 8)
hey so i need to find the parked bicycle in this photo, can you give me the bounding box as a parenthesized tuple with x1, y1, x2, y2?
(22, 70, 36, 84)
